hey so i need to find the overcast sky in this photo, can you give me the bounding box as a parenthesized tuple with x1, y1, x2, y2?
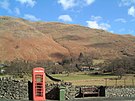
(0, 0, 135, 35)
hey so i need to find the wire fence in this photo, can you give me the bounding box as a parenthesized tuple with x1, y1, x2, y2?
(68, 78, 135, 87)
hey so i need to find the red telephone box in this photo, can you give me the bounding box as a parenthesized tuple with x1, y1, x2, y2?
(33, 67, 46, 101)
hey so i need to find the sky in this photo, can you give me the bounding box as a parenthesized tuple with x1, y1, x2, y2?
(0, 0, 135, 35)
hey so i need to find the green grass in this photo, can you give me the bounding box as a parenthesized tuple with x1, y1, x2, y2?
(0, 74, 11, 77)
(1, 72, 135, 86)
(49, 72, 135, 86)
(50, 73, 116, 81)
(93, 59, 105, 65)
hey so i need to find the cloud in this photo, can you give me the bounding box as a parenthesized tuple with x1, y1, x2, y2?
(99, 23, 111, 30)
(86, 21, 110, 30)
(128, 29, 134, 33)
(57, 0, 95, 10)
(90, 15, 102, 21)
(14, 7, 20, 15)
(86, 15, 110, 30)
(23, 14, 40, 21)
(110, 30, 114, 33)
(57, 0, 76, 10)
(115, 18, 127, 23)
(84, 0, 95, 5)
(16, 0, 36, 7)
(119, 0, 135, 7)
(58, 15, 72, 22)
(0, 0, 11, 12)
(128, 6, 135, 17)
(86, 21, 100, 29)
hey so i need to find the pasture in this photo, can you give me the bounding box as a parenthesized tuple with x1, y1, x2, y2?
(49, 72, 135, 86)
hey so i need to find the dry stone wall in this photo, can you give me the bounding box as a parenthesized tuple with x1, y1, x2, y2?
(1, 77, 135, 100)
(0, 77, 28, 100)
(106, 86, 135, 98)
(0, 77, 74, 100)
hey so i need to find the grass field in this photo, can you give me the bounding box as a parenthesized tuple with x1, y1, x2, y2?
(48, 72, 135, 86)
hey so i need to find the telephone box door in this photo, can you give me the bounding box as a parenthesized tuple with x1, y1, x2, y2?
(33, 67, 46, 101)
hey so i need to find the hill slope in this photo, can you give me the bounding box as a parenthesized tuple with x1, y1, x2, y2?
(0, 16, 135, 61)
(0, 16, 69, 61)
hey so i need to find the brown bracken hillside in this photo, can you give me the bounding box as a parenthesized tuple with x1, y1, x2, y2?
(0, 16, 135, 61)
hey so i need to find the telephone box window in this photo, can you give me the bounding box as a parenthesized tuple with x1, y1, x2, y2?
(35, 75, 43, 96)
(36, 75, 43, 83)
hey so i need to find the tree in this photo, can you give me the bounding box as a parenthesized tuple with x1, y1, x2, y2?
(4, 59, 38, 77)
(78, 52, 84, 61)
(115, 68, 126, 79)
(102, 57, 135, 78)
(76, 54, 93, 71)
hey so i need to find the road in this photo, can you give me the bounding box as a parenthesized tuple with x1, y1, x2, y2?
(47, 97, 135, 101)
(0, 97, 135, 101)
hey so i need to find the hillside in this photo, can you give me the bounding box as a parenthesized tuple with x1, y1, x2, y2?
(0, 16, 135, 62)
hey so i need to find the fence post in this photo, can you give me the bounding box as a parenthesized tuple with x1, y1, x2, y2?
(132, 78, 134, 86)
(105, 78, 107, 86)
(124, 78, 126, 86)
(115, 79, 117, 87)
